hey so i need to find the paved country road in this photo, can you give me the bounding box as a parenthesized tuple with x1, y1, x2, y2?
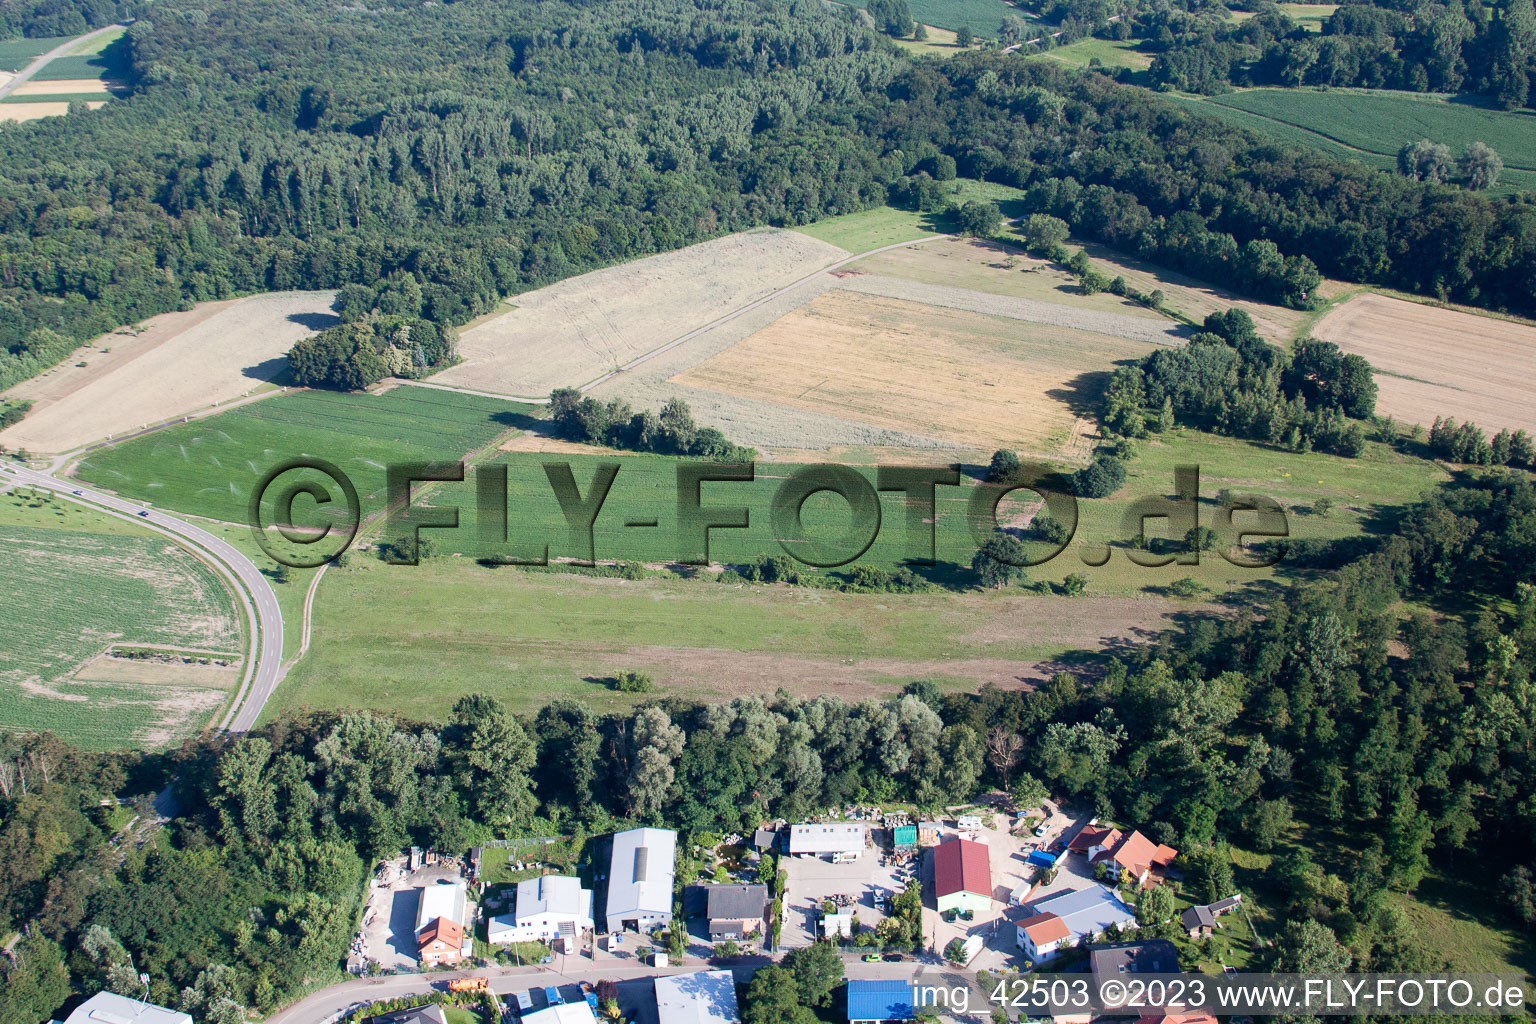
(3, 462, 284, 733)
(263, 954, 960, 1024)
(0, 22, 128, 100)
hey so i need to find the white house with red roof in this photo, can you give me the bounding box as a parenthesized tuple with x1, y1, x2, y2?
(1076, 828, 1177, 886)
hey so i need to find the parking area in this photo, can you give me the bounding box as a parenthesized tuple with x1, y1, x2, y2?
(356, 860, 471, 972)
(780, 850, 911, 949)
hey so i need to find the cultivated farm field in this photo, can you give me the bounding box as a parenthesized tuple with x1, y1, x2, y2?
(74, 386, 531, 526)
(1192, 89, 1536, 194)
(0, 98, 106, 120)
(842, 0, 1032, 35)
(1312, 293, 1536, 435)
(434, 229, 849, 398)
(670, 289, 1159, 457)
(849, 236, 1165, 318)
(0, 35, 70, 71)
(0, 290, 338, 453)
(0, 490, 242, 748)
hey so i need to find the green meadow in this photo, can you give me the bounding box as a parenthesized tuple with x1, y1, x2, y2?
(795, 178, 1028, 251)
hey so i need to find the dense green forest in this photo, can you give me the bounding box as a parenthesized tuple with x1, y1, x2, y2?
(0, 0, 137, 39)
(1141, 0, 1536, 108)
(2, 468, 1533, 1020)
(3, 0, 1536, 393)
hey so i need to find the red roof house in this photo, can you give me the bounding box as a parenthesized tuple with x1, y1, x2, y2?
(933, 837, 991, 911)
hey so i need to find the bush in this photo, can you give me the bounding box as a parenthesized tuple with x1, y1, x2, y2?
(1167, 577, 1206, 598)
(611, 669, 654, 693)
(1074, 455, 1126, 498)
(1060, 572, 1088, 596)
(987, 448, 1021, 482)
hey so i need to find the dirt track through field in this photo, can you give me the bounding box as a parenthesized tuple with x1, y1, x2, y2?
(1313, 293, 1536, 434)
(436, 229, 850, 397)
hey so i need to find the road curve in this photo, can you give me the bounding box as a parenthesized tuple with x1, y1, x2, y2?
(4, 463, 284, 733)
(0, 22, 127, 101)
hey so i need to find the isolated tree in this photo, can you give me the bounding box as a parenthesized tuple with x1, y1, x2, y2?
(955, 24, 973, 46)
(1136, 882, 1175, 925)
(944, 937, 970, 965)
(1460, 141, 1503, 189)
(956, 199, 1002, 236)
(987, 448, 1021, 482)
(973, 534, 1029, 588)
(1011, 771, 1047, 810)
(1022, 213, 1069, 252)
(782, 942, 843, 1008)
(913, 22, 929, 40)
(742, 966, 817, 1024)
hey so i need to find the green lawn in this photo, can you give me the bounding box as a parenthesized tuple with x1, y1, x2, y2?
(796, 178, 1028, 252)
(1182, 89, 1536, 195)
(0, 488, 243, 748)
(64, 25, 125, 55)
(269, 429, 1445, 720)
(0, 92, 111, 103)
(75, 387, 532, 528)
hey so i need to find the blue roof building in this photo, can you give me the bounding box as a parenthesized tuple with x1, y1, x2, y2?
(846, 980, 917, 1023)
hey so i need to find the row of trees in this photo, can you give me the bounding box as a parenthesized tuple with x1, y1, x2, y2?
(547, 391, 755, 460)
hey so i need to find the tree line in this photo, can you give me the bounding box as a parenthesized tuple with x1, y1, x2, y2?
(1136, 0, 1536, 110)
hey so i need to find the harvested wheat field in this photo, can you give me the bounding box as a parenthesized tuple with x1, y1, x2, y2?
(10, 77, 111, 95)
(1, 290, 336, 453)
(435, 228, 850, 397)
(672, 289, 1161, 459)
(1314, 292, 1536, 434)
(0, 99, 105, 120)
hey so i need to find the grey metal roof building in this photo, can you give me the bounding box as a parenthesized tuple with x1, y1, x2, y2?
(605, 827, 676, 933)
